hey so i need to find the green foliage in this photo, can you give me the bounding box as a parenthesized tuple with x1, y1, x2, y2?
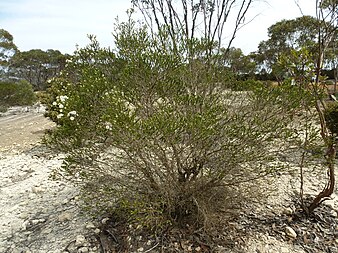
(231, 79, 263, 91)
(256, 15, 335, 80)
(276, 47, 316, 84)
(221, 47, 257, 76)
(10, 49, 68, 91)
(0, 80, 36, 108)
(325, 102, 338, 136)
(45, 18, 308, 231)
(0, 28, 17, 66)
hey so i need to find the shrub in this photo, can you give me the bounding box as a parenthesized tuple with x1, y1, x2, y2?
(231, 79, 264, 91)
(45, 20, 306, 232)
(325, 102, 338, 136)
(0, 80, 36, 109)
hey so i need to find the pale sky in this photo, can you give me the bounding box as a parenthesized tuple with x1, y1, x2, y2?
(0, 0, 316, 55)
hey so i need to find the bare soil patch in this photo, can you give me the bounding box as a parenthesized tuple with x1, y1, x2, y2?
(0, 107, 54, 153)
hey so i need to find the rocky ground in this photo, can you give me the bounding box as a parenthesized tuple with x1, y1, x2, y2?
(0, 106, 337, 253)
(0, 106, 100, 253)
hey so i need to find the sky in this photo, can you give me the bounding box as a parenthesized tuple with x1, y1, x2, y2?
(0, 0, 316, 55)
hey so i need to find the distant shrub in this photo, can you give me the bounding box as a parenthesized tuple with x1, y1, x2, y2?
(35, 91, 49, 103)
(325, 102, 338, 136)
(0, 105, 7, 113)
(0, 80, 36, 109)
(231, 79, 263, 91)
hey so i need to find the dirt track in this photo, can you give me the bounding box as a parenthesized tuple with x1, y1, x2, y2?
(0, 107, 54, 152)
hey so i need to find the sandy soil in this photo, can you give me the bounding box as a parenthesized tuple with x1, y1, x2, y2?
(0, 107, 55, 153)
(0, 107, 98, 253)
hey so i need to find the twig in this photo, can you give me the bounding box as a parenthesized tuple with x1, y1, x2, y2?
(144, 242, 160, 252)
(105, 229, 118, 243)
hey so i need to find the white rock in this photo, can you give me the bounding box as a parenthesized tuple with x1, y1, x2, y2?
(18, 171, 26, 177)
(75, 235, 87, 247)
(325, 200, 335, 209)
(330, 210, 337, 217)
(31, 218, 45, 225)
(61, 199, 69, 205)
(58, 212, 72, 222)
(18, 213, 28, 219)
(28, 193, 36, 199)
(22, 220, 30, 230)
(285, 226, 297, 239)
(283, 207, 293, 215)
(31, 186, 44, 194)
(101, 218, 109, 224)
(31, 220, 40, 225)
(10, 204, 20, 212)
(85, 222, 95, 229)
(77, 246, 89, 253)
(3, 178, 12, 183)
(21, 166, 31, 172)
(281, 246, 289, 253)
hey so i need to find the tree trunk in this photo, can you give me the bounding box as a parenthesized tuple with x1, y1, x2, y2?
(308, 144, 336, 213)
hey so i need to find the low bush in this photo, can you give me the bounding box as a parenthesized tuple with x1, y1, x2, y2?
(231, 79, 264, 91)
(0, 80, 36, 109)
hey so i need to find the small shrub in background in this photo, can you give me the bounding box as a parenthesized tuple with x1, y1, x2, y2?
(324, 102, 338, 136)
(231, 79, 263, 91)
(0, 80, 36, 110)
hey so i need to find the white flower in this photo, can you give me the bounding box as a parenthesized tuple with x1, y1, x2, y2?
(59, 104, 64, 109)
(57, 113, 64, 119)
(59, 95, 69, 103)
(67, 111, 77, 117)
(105, 122, 112, 131)
(52, 101, 57, 106)
(69, 116, 75, 121)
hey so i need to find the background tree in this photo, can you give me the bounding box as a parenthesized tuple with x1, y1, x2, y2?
(221, 47, 257, 78)
(0, 28, 18, 78)
(10, 49, 68, 90)
(257, 16, 322, 82)
(319, 0, 338, 92)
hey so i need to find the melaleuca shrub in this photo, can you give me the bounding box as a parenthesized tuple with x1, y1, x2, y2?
(45, 20, 306, 232)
